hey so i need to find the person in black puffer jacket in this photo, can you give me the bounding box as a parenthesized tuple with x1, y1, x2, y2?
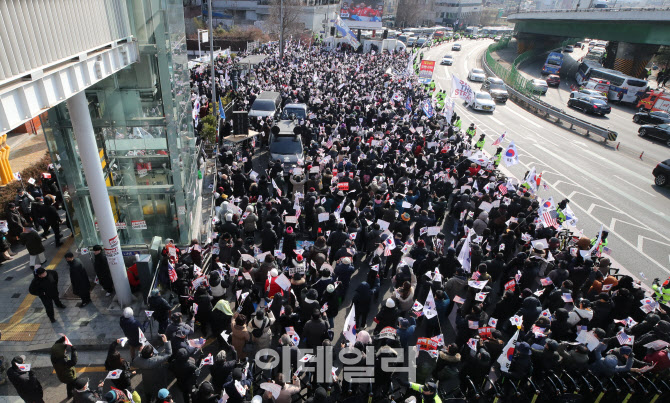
(169, 348, 199, 403)
(7, 355, 44, 403)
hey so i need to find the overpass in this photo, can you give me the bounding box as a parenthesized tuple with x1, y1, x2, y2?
(507, 7, 670, 77)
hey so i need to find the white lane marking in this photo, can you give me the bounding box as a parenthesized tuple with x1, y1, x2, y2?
(577, 148, 653, 184)
(489, 116, 504, 125)
(534, 143, 670, 225)
(613, 175, 656, 197)
(506, 107, 543, 128)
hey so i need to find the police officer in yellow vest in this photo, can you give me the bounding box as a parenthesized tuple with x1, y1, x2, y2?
(652, 277, 670, 306)
(590, 230, 609, 254)
(493, 147, 503, 167)
(475, 134, 486, 150)
(465, 124, 476, 143)
(395, 378, 441, 403)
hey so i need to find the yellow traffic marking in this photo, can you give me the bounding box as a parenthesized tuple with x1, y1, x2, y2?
(53, 366, 107, 374)
(0, 238, 72, 341)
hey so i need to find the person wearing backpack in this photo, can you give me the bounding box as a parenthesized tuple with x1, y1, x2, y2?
(250, 309, 275, 352)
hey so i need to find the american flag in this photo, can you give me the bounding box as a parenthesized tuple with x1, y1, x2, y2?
(492, 132, 506, 146)
(602, 246, 612, 256)
(542, 211, 560, 229)
(384, 247, 393, 256)
(498, 184, 508, 195)
(168, 262, 178, 283)
(326, 137, 333, 149)
(616, 331, 633, 345)
(472, 271, 481, 280)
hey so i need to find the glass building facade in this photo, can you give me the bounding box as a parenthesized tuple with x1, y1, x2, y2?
(39, 0, 197, 248)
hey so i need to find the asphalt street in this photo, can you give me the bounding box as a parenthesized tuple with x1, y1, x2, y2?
(424, 38, 670, 286)
(514, 45, 670, 165)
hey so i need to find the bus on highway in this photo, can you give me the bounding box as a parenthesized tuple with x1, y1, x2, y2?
(542, 52, 564, 75)
(575, 61, 649, 103)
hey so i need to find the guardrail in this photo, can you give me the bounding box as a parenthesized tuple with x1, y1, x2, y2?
(482, 43, 619, 142)
(509, 6, 670, 15)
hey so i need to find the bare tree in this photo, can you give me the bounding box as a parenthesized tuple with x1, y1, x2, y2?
(396, 0, 432, 27)
(267, 0, 306, 57)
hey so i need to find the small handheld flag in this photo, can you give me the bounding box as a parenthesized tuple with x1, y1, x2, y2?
(59, 334, 73, 346)
(106, 369, 122, 379)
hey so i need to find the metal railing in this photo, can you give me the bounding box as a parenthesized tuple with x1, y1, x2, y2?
(482, 42, 618, 142)
(509, 6, 670, 15)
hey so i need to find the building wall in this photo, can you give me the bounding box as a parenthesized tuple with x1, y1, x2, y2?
(434, 0, 482, 25)
(0, 0, 132, 82)
(39, 0, 197, 247)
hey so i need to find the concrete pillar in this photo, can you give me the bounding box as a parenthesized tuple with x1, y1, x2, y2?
(66, 91, 133, 307)
(613, 42, 635, 76)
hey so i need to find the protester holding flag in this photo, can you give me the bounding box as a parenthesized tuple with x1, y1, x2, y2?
(50, 336, 79, 399)
(119, 307, 146, 360)
(7, 355, 44, 403)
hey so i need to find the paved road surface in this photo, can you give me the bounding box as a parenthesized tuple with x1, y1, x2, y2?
(513, 45, 670, 165)
(424, 39, 670, 285)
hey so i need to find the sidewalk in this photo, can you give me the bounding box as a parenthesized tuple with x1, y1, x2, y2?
(6, 131, 48, 173)
(0, 226, 147, 355)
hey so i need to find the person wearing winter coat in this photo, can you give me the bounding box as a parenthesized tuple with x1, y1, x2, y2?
(29, 267, 65, 322)
(43, 195, 63, 246)
(20, 226, 46, 269)
(103, 339, 133, 390)
(260, 222, 278, 252)
(265, 269, 285, 298)
(119, 307, 146, 359)
(373, 298, 400, 334)
(472, 211, 489, 236)
(433, 344, 461, 395)
(7, 355, 44, 403)
(7, 203, 27, 240)
(212, 300, 233, 345)
(91, 245, 114, 295)
(250, 309, 275, 351)
(148, 289, 172, 334)
(392, 281, 415, 313)
(321, 284, 340, 328)
(64, 253, 91, 307)
(72, 376, 104, 403)
(193, 285, 214, 337)
(169, 348, 199, 403)
(507, 342, 533, 380)
(303, 309, 329, 348)
(193, 381, 219, 403)
(445, 268, 468, 315)
(134, 334, 172, 403)
(352, 282, 372, 329)
(333, 257, 355, 291)
(50, 337, 78, 398)
(557, 342, 590, 373)
(515, 296, 542, 330)
(231, 313, 252, 359)
(590, 342, 633, 377)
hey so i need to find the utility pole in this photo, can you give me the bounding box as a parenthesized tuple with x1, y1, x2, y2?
(280, 0, 285, 58)
(209, 0, 217, 119)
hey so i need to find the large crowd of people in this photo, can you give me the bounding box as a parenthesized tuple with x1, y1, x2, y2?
(6, 38, 670, 403)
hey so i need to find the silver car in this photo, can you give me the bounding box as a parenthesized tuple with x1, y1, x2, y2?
(530, 79, 549, 95)
(468, 68, 486, 82)
(471, 92, 496, 112)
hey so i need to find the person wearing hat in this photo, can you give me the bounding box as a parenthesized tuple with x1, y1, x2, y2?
(169, 347, 199, 403)
(265, 268, 285, 298)
(19, 225, 46, 271)
(394, 377, 440, 403)
(119, 307, 146, 360)
(64, 252, 91, 307)
(590, 341, 634, 377)
(91, 245, 114, 296)
(333, 257, 355, 292)
(29, 266, 65, 322)
(223, 367, 252, 402)
(134, 334, 172, 403)
(50, 336, 78, 398)
(72, 376, 104, 403)
(6, 201, 27, 241)
(7, 355, 44, 403)
(507, 342, 533, 380)
(373, 298, 400, 334)
(303, 308, 329, 348)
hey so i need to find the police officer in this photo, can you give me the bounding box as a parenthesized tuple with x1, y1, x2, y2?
(652, 277, 670, 307)
(493, 147, 503, 167)
(465, 124, 476, 143)
(475, 134, 486, 150)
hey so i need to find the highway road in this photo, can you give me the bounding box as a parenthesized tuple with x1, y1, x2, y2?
(514, 45, 670, 165)
(423, 39, 670, 286)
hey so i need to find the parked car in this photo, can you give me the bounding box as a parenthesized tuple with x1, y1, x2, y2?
(452, 43, 461, 51)
(530, 79, 549, 95)
(494, 36, 502, 41)
(481, 77, 508, 103)
(653, 158, 670, 186)
(568, 95, 611, 115)
(564, 45, 574, 52)
(633, 111, 670, 125)
(571, 89, 608, 101)
(546, 74, 560, 87)
(468, 68, 486, 82)
(471, 92, 496, 112)
(441, 55, 454, 66)
(638, 124, 670, 147)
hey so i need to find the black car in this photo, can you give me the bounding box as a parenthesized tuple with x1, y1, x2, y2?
(653, 158, 670, 186)
(639, 124, 670, 147)
(633, 110, 670, 125)
(567, 95, 611, 115)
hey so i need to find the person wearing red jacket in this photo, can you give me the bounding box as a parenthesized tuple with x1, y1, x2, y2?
(265, 268, 285, 298)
